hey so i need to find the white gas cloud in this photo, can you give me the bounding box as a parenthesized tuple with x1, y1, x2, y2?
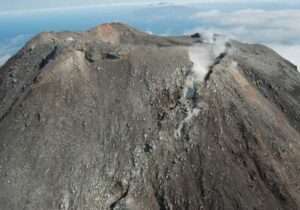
(188, 33, 228, 81)
(189, 45, 213, 81)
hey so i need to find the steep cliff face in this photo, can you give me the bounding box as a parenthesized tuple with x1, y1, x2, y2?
(0, 23, 300, 210)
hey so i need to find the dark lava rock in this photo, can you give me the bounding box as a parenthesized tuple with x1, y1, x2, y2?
(0, 23, 300, 210)
(191, 32, 201, 38)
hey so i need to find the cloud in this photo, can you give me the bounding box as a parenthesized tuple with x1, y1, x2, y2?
(270, 44, 300, 70)
(191, 9, 300, 44)
(0, 0, 294, 14)
(0, 34, 32, 67)
(0, 4, 300, 70)
(188, 9, 300, 69)
(0, 54, 11, 66)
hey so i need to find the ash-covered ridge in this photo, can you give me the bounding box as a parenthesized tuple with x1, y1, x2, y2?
(0, 23, 300, 210)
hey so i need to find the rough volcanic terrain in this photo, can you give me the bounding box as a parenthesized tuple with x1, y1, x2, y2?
(0, 23, 300, 210)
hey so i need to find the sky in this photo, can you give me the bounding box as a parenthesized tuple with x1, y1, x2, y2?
(0, 0, 299, 69)
(0, 0, 297, 11)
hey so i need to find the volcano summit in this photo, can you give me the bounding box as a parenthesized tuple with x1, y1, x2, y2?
(0, 23, 300, 210)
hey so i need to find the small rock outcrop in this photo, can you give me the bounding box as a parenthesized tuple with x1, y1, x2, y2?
(0, 23, 300, 210)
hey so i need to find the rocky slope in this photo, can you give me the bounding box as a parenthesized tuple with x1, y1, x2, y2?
(0, 23, 300, 210)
